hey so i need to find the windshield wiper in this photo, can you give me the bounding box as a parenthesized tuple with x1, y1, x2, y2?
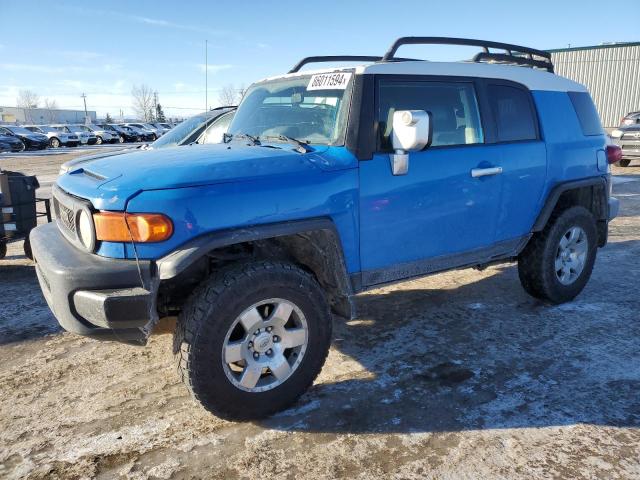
(264, 134, 311, 153)
(223, 132, 261, 146)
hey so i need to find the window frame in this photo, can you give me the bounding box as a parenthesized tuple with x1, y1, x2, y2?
(479, 79, 542, 144)
(373, 74, 488, 153)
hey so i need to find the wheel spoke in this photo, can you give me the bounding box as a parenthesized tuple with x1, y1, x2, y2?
(280, 328, 306, 349)
(555, 256, 564, 271)
(567, 227, 579, 245)
(573, 240, 588, 255)
(239, 364, 262, 389)
(270, 302, 293, 327)
(559, 234, 570, 249)
(224, 341, 244, 363)
(239, 307, 262, 332)
(269, 354, 292, 380)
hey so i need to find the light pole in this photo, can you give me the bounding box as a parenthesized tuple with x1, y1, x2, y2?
(81, 93, 88, 124)
(205, 39, 208, 111)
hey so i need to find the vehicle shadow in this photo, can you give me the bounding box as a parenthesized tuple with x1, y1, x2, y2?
(0, 263, 61, 345)
(261, 240, 640, 434)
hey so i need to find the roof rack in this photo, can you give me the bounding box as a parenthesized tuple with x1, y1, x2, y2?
(289, 56, 382, 74)
(382, 37, 554, 72)
(288, 55, 419, 73)
(288, 38, 554, 75)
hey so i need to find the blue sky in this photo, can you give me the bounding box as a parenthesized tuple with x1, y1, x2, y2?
(0, 0, 637, 119)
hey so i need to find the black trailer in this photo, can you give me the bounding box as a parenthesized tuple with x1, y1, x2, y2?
(0, 171, 52, 260)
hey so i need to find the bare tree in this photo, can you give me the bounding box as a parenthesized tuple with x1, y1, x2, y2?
(218, 84, 243, 106)
(17, 90, 39, 123)
(17, 89, 39, 109)
(43, 98, 58, 123)
(131, 84, 155, 121)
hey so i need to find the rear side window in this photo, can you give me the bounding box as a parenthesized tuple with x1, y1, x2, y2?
(487, 85, 537, 142)
(568, 91, 603, 136)
(377, 80, 484, 149)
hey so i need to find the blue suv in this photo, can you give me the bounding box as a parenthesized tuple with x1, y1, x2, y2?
(30, 38, 620, 420)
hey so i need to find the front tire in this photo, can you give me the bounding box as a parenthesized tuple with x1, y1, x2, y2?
(174, 261, 332, 420)
(518, 206, 598, 304)
(619, 159, 632, 167)
(95, 136, 103, 145)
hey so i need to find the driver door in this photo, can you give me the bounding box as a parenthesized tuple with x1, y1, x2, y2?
(358, 77, 503, 285)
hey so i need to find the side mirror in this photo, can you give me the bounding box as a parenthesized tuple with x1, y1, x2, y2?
(389, 110, 432, 176)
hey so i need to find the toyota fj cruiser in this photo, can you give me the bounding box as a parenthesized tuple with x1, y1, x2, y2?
(31, 37, 620, 420)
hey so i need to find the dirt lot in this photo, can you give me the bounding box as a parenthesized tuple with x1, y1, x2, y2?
(1, 151, 639, 479)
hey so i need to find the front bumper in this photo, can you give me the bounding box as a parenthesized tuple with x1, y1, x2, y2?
(612, 137, 640, 158)
(30, 222, 158, 344)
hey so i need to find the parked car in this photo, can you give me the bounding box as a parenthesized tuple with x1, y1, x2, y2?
(51, 125, 96, 145)
(0, 126, 48, 150)
(31, 37, 619, 421)
(0, 130, 25, 153)
(73, 124, 119, 145)
(23, 125, 80, 148)
(123, 124, 156, 142)
(96, 124, 141, 143)
(620, 111, 640, 126)
(125, 123, 160, 140)
(153, 122, 173, 132)
(611, 124, 640, 167)
(59, 108, 235, 174)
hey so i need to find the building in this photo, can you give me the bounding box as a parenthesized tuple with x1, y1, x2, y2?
(549, 42, 640, 127)
(0, 106, 97, 125)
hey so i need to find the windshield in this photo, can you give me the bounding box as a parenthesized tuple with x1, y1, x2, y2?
(227, 72, 353, 145)
(152, 112, 212, 148)
(37, 126, 56, 133)
(7, 126, 35, 135)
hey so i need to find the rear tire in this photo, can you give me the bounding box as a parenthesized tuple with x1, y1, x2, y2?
(95, 136, 103, 145)
(49, 137, 60, 148)
(174, 261, 332, 420)
(518, 206, 598, 304)
(619, 159, 631, 167)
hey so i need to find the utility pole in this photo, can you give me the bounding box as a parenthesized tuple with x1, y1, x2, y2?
(205, 39, 208, 111)
(153, 91, 158, 122)
(81, 93, 88, 124)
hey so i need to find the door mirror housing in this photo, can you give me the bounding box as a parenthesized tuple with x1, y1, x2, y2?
(389, 110, 432, 176)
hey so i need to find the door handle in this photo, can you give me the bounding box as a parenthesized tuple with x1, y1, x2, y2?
(471, 166, 503, 178)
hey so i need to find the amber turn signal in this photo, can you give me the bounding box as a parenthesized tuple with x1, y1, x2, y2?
(94, 212, 173, 243)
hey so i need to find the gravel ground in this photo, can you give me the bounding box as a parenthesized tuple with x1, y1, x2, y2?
(1, 151, 639, 479)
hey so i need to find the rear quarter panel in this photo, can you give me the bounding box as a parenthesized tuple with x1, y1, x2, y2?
(531, 90, 606, 214)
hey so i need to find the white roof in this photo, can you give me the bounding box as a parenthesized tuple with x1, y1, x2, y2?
(261, 61, 587, 93)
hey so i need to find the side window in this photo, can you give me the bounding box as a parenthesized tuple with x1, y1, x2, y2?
(200, 112, 234, 144)
(487, 85, 537, 142)
(568, 91, 603, 136)
(377, 80, 484, 149)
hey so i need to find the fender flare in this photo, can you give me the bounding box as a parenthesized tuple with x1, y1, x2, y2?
(531, 176, 608, 232)
(156, 217, 349, 281)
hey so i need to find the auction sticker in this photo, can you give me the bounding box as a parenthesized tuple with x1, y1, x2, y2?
(307, 72, 352, 90)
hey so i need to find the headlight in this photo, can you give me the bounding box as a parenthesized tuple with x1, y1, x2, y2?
(77, 208, 96, 251)
(58, 164, 70, 175)
(611, 129, 623, 138)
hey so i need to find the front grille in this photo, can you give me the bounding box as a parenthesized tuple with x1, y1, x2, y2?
(55, 198, 76, 234)
(52, 185, 92, 250)
(621, 133, 640, 141)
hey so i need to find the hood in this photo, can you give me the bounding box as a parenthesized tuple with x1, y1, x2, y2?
(57, 143, 356, 209)
(620, 124, 640, 132)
